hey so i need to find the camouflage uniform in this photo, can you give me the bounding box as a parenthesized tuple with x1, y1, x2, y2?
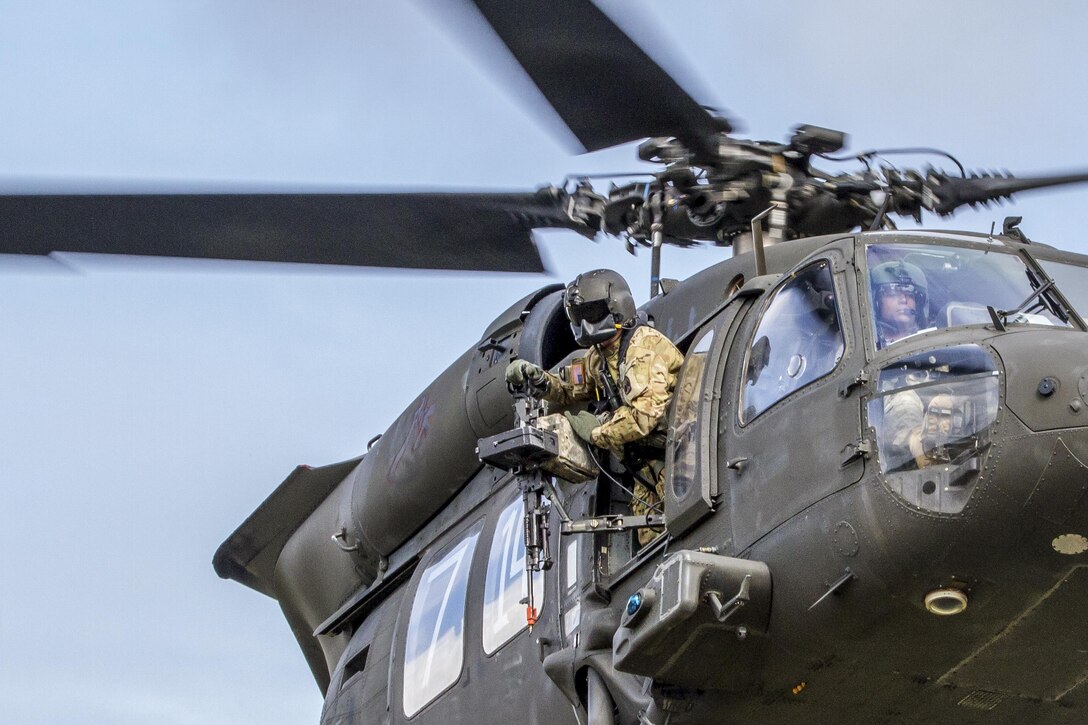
(883, 389, 924, 470)
(541, 325, 684, 544)
(885, 389, 967, 471)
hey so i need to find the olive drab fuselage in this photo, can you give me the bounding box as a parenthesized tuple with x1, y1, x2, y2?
(216, 230, 1088, 725)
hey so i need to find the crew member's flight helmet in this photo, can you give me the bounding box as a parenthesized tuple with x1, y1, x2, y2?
(871, 260, 929, 325)
(564, 269, 636, 346)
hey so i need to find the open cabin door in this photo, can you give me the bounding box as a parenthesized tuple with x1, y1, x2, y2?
(664, 291, 755, 538)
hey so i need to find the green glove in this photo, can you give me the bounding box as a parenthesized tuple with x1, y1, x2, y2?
(564, 410, 600, 443)
(505, 359, 547, 388)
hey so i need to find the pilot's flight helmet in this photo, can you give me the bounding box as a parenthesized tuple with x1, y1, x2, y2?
(564, 269, 637, 346)
(872, 260, 929, 323)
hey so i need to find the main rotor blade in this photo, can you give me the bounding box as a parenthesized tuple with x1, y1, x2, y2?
(0, 191, 579, 272)
(927, 171, 1088, 215)
(468, 0, 728, 159)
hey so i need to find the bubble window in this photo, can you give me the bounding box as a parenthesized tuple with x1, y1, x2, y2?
(866, 345, 1000, 514)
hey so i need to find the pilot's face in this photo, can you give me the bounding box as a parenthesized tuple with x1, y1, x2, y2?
(879, 287, 918, 331)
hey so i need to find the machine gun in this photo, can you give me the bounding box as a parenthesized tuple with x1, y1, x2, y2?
(477, 381, 666, 626)
(476, 388, 567, 628)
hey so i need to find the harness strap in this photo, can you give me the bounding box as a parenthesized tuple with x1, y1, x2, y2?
(595, 322, 645, 412)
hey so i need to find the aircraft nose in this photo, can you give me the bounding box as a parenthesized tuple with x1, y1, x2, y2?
(977, 329, 1088, 556)
(990, 329, 1088, 432)
(865, 335, 1088, 522)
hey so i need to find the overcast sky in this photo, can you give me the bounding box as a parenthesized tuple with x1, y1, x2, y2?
(2, 1, 1088, 723)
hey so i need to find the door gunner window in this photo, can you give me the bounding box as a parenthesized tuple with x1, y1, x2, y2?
(402, 524, 481, 718)
(740, 261, 844, 423)
(669, 327, 715, 500)
(482, 498, 543, 654)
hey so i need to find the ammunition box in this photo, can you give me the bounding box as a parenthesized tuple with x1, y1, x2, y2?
(537, 413, 600, 483)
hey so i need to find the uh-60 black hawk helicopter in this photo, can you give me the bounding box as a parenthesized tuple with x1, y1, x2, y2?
(6, 1, 1088, 723)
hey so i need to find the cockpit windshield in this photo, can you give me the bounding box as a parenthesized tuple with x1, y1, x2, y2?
(1039, 259, 1088, 321)
(867, 243, 1071, 349)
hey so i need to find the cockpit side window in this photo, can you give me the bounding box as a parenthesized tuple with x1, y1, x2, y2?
(402, 523, 482, 718)
(740, 260, 845, 424)
(867, 243, 1071, 350)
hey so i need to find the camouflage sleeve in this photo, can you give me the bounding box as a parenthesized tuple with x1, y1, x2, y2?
(591, 405, 658, 450)
(591, 329, 684, 450)
(884, 389, 924, 454)
(540, 354, 595, 407)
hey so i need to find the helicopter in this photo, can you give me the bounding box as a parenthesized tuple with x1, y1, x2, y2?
(4, 1, 1088, 724)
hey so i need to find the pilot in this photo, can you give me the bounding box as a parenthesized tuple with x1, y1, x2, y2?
(872, 261, 932, 468)
(918, 391, 958, 464)
(872, 260, 929, 348)
(505, 269, 684, 545)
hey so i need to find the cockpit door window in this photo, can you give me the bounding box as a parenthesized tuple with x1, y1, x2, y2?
(740, 260, 845, 423)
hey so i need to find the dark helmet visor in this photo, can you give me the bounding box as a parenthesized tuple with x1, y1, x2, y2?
(567, 299, 611, 325)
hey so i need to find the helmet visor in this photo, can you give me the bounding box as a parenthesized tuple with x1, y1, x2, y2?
(877, 282, 922, 300)
(567, 299, 611, 325)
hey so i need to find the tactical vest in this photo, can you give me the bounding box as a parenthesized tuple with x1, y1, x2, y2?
(594, 321, 668, 460)
(594, 321, 645, 413)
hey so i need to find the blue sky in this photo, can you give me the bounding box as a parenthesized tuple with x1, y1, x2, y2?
(2, 1, 1087, 723)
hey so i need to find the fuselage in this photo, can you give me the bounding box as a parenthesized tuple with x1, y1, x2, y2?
(218, 230, 1088, 724)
